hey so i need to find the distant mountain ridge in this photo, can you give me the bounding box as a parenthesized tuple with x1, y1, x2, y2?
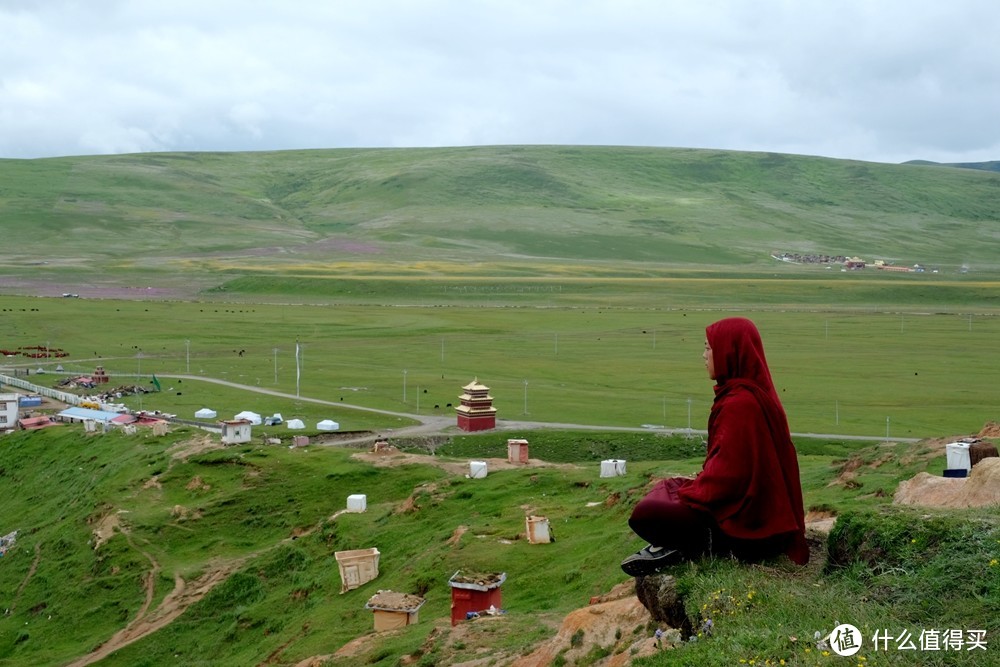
(903, 159, 1000, 173)
(2, 146, 1000, 284)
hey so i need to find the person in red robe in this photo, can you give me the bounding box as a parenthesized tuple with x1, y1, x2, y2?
(621, 317, 809, 576)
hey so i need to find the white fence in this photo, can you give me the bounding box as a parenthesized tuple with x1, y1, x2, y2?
(0, 374, 83, 406)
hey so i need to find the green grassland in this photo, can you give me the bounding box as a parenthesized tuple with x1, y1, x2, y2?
(2, 295, 998, 438)
(2, 145, 1000, 665)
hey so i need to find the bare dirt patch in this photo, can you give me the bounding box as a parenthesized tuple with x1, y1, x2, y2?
(510, 584, 661, 667)
(185, 475, 211, 491)
(91, 511, 127, 550)
(168, 433, 224, 460)
(978, 422, 1000, 438)
(804, 509, 838, 535)
(351, 451, 579, 476)
(447, 525, 469, 546)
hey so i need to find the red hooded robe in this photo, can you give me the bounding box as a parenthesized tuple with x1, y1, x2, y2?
(677, 317, 809, 565)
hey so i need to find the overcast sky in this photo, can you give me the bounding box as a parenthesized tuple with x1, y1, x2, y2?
(2, 0, 998, 164)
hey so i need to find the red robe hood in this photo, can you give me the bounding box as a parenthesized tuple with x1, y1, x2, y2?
(679, 317, 809, 565)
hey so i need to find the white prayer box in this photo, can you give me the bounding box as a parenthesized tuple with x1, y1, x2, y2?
(526, 515, 551, 544)
(945, 442, 971, 471)
(347, 494, 367, 513)
(600, 459, 627, 478)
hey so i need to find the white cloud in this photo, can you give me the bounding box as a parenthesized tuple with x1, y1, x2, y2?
(1, 0, 998, 162)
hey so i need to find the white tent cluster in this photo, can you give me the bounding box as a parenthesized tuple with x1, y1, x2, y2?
(234, 410, 262, 425)
(193, 409, 337, 431)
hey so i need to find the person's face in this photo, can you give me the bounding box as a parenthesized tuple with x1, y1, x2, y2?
(703, 338, 716, 380)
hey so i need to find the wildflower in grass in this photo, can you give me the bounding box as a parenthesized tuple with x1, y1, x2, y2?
(990, 558, 998, 567)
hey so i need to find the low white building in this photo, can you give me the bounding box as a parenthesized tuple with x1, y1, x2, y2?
(0, 393, 19, 430)
(220, 419, 252, 445)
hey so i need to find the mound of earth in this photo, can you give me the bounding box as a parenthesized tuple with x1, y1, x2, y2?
(893, 458, 1000, 508)
(510, 593, 662, 667)
(978, 422, 1000, 438)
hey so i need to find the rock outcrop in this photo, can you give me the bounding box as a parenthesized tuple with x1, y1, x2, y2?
(510, 581, 667, 667)
(893, 458, 1000, 508)
(633, 573, 692, 637)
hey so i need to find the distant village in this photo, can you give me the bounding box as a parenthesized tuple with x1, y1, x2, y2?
(770, 252, 959, 274)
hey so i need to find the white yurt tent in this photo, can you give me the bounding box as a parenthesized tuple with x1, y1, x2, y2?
(286, 419, 305, 429)
(234, 411, 262, 425)
(195, 408, 217, 419)
(317, 419, 340, 431)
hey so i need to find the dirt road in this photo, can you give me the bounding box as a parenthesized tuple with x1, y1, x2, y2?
(156, 373, 916, 443)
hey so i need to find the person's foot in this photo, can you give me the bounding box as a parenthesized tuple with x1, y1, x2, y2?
(620, 545, 680, 576)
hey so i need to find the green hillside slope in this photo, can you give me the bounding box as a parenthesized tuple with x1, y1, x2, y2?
(2, 146, 999, 292)
(1, 426, 996, 666)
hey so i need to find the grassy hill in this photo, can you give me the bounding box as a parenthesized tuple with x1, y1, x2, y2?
(2, 146, 1000, 299)
(0, 426, 996, 666)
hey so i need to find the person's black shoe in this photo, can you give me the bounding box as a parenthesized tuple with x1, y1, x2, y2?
(620, 545, 680, 576)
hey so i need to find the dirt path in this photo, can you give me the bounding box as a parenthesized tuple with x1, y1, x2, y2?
(155, 372, 918, 443)
(124, 534, 160, 622)
(10, 542, 42, 613)
(65, 559, 243, 667)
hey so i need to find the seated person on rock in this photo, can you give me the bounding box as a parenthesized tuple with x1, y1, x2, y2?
(622, 317, 809, 576)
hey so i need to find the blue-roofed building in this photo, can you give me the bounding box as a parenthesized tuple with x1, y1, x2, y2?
(57, 407, 126, 425)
